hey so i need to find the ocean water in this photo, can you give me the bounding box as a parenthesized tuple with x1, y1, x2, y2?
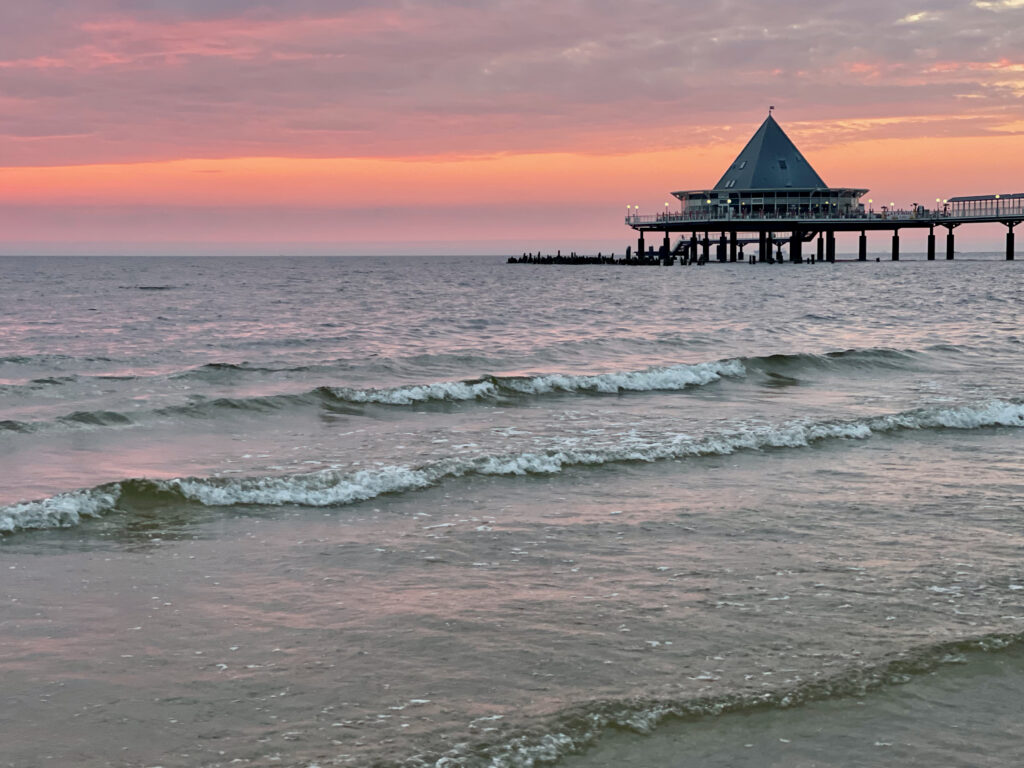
(1, 253, 1022, 768)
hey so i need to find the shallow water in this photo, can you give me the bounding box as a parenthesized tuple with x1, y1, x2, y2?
(1, 254, 1022, 767)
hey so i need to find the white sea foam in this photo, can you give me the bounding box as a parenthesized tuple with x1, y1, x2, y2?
(3, 400, 1022, 532)
(338, 379, 500, 405)
(501, 359, 747, 395)
(124, 400, 1024, 510)
(0, 486, 121, 533)
(416, 628, 1024, 768)
(872, 400, 1024, 430)
(167, 465, 437, 507)
(330, 359, 746, 405)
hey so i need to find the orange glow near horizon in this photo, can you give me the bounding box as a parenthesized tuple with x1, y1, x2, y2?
(4, 133, 1022, 213)
(1, 149, 728, 208)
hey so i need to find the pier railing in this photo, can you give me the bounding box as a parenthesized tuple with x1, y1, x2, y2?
(626, 203, 1024, 227)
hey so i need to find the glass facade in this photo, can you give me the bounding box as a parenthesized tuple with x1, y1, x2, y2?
(674, 188, 868, 218)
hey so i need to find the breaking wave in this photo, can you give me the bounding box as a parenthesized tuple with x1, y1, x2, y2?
(403, 631, 1024, 767)
(3, 399, 1021, 535)
(0, 360, 746, 434)
(163, 345, 940, 392)
(327, 359, 746, 405)
(0, 487, 121, 533)
(0, 346, 948, 431)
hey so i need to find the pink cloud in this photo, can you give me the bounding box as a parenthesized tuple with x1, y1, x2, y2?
(0, 1, 1020, 168)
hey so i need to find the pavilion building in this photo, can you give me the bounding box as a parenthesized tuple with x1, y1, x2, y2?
(673, 113, 868, 218)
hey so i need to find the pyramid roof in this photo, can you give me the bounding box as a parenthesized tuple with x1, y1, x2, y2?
(714, 115, 827, 190)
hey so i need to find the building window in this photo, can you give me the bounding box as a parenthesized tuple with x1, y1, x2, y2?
(778, 160, 788, 170)
(737, 161, 747, 170)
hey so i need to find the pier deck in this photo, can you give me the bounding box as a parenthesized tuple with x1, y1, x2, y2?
(622, 196, 1024, 263)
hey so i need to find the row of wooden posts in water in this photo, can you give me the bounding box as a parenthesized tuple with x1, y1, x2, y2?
(509, 251, 825, 265)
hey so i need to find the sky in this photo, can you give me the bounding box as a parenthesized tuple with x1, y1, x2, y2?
(1, 0, 1023, 255)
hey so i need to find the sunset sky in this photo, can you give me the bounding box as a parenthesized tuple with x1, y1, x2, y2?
(2, 0, 1023, 254)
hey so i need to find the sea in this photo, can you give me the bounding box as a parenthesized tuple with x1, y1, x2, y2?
(1, 253, 1022, 768)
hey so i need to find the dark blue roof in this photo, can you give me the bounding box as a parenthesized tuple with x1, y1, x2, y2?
(714, 115, 827, 191)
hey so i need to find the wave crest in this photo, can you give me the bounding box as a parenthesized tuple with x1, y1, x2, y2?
(412, 631, 1024, 768)
(328, 360, 746, 405)
(3, 399, 1021, 535)
(0, 487, 121, 533)
(0, 346, 947, 434)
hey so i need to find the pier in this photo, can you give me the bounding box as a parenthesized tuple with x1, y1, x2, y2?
(513, 112, 1023, 265)
(625, 193, 1024, 264)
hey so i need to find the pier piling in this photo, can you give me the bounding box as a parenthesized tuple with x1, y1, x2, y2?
(790, 230, 803, 263)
